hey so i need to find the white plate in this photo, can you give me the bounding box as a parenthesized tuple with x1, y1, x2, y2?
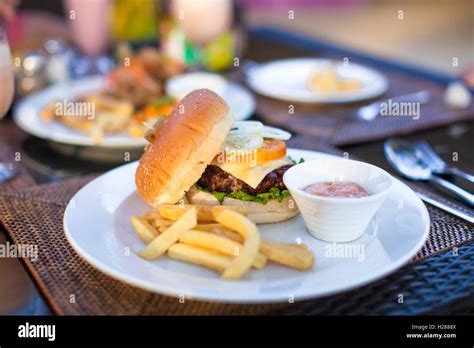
(14, 76, 148, 148)
(246, 58, 389, 103)
(64, 149, 430, 304)
(166, 72, 255, 121)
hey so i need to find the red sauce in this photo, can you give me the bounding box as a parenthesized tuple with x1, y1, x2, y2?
(303, 182, 369, 198)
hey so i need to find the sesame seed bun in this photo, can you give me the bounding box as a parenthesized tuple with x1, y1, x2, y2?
(135, 89, 234, 206)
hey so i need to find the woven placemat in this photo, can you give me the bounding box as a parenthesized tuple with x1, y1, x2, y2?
(406, 182, 473, 261)
(244, 40, 474, 146)
(0, 159, 472, 315)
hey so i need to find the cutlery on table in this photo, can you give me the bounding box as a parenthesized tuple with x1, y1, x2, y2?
(413, 140, 474, 183)
(384, 139, 474, 206)
(416, 192, 474, 224)
(358, 90, 431, 121)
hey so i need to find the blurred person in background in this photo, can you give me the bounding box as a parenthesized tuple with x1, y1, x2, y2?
(2, 0, 160, 51)
(0, 0, 18, 23)
(2, 0, 71, 49)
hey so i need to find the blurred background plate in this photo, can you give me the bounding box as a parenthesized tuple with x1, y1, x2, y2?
(13, 76, 148, 148)
(246, 58, 389, 103)
(166, 72, 255, 120)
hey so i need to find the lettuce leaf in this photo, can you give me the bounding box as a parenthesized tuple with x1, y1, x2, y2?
(287, 156, 305, 165)
(210, 191, 226, 204)
(197, 185, 291, 205)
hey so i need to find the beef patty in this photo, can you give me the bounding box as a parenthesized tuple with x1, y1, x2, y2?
(197, 164, 292, 195)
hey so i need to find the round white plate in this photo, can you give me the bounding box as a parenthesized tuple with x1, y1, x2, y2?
(166, 72, 255, 121)
(14, 76, 148, 148)
(64, 149, 430, 303)
(246, 58, 389, 103)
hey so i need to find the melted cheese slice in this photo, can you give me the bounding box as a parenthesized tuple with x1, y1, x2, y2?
(214, 157, 292, 189)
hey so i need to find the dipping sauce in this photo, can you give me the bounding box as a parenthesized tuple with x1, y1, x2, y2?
(303, 182, 369, 198)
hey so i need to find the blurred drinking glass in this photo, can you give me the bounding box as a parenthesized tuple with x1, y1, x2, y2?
(169, 0, 235, 71)
(64, 0, 113, 77)
(0, 29, 13, 118)
(0, 28, 17, 182)
(171, 0, 232, 45)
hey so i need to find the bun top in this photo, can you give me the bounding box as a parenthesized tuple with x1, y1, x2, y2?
(136, 89, 233, 206)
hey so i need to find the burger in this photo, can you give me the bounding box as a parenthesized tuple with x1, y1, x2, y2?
(135, 89, 299, 223)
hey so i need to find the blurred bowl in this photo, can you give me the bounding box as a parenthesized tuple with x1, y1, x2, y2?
(165, 72, 255, 121)
(166, 72, 227, 99)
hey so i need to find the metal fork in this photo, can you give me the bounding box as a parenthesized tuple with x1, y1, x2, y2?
(413, 141, 474, 183)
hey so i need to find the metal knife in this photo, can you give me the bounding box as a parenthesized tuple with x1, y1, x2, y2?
(417, 192, 474, 224)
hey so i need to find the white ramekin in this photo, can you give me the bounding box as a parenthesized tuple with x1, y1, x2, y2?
(283, 158, 393, 242)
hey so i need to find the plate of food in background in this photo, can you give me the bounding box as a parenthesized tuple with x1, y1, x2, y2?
(246, 58, 389, 104)
(64, 89, 429, 303)
(14, 48, 255, 149)
(14, 48, 182, 147)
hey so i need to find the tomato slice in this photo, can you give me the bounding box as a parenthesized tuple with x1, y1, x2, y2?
(257, 139, 286, 163)
(217, 139, 286, 165)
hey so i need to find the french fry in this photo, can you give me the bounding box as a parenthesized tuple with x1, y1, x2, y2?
(139, 207, 197, 260)
(151, 218, 175, 228)
(179, 230, 267, 269)
(194, 224, 309, 253)
(167, 243, 231, 273)
(194, 224, 243, 242)
(130, 216, 159, 244)
(134, 205, 315, 276)
(143, 211, 161, 219)
(190, 222, 313, 270)
(157, 226, 170, 233)
(292, 243, 309, 250)
(194, 223, 308, 250)
(260, 239, 314, 270)
(157, 204, 247, 222)
(143, 211, 175, 227)
(216, 210, 260, 280)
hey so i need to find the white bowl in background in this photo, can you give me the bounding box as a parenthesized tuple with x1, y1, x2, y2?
(166, 72, 227, 99)
(165, 72, 256, 121)
(283, 158, 393, 242)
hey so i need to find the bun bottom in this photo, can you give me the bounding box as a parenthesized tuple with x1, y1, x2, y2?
(186, 186, 299, 224)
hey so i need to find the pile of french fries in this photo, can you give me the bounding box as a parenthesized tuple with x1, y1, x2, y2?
(130, 204, 314, 280)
